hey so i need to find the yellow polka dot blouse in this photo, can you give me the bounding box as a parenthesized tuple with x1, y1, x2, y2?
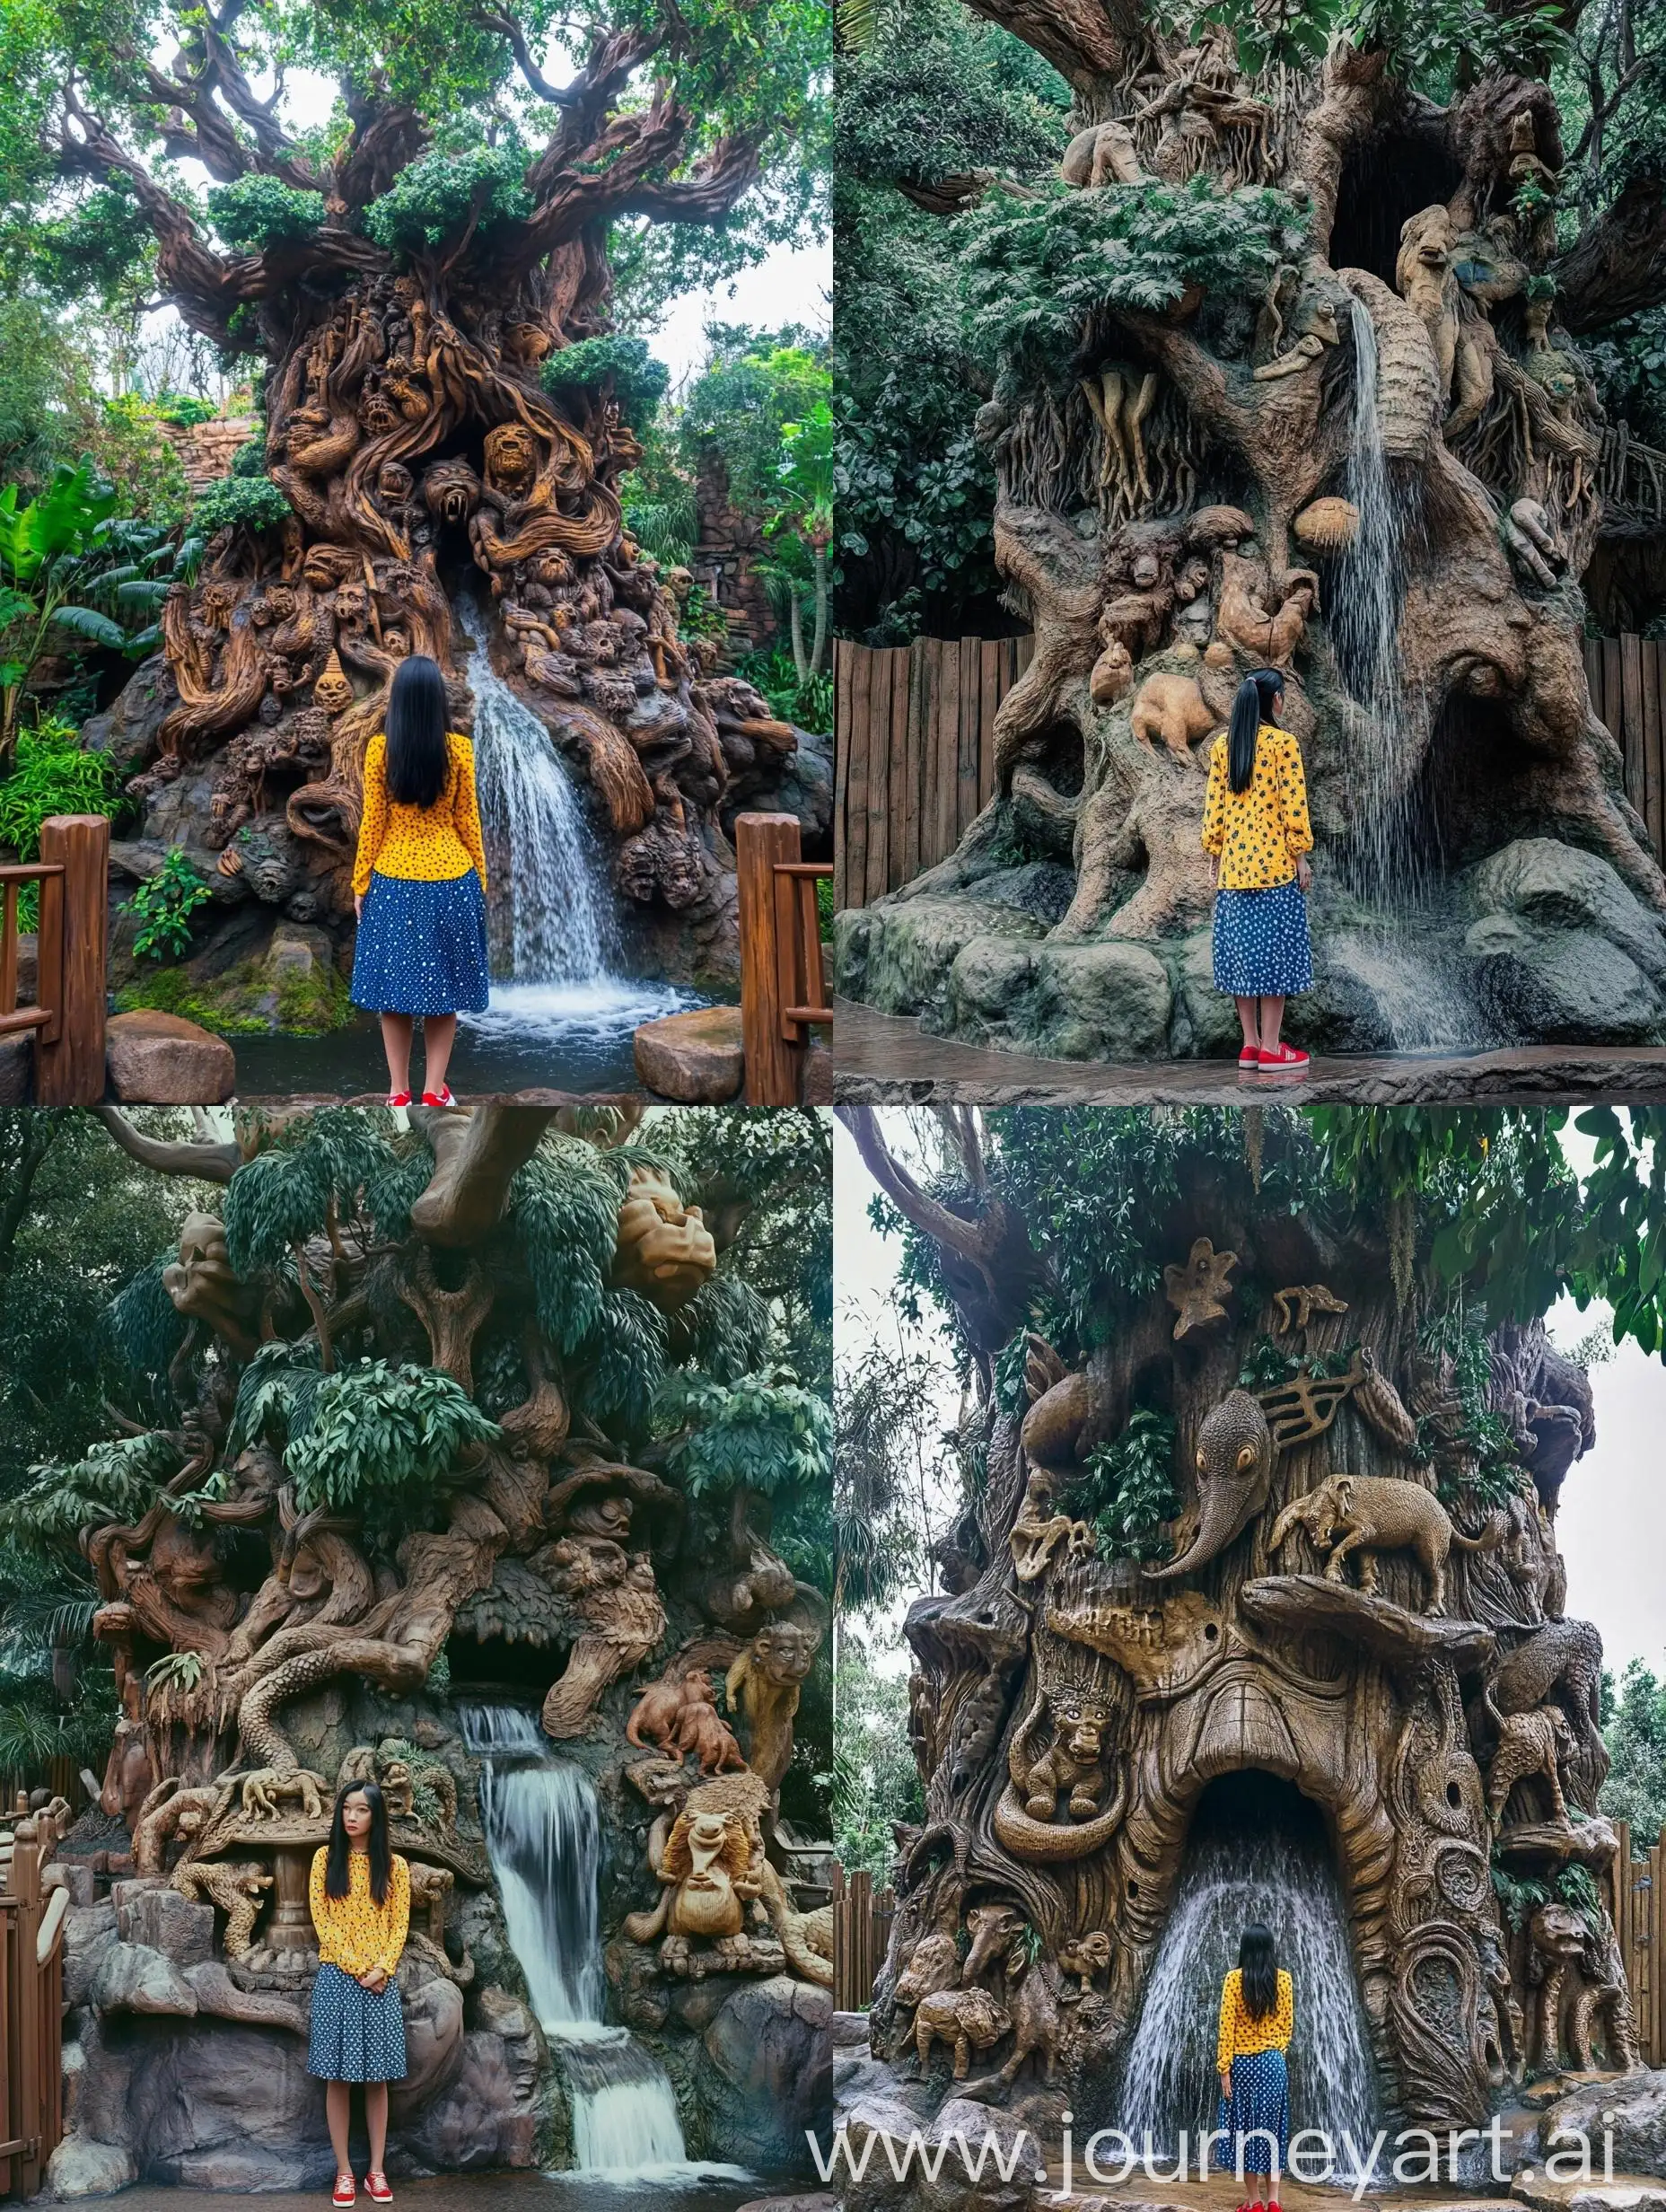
(352, 730, 489, 900)
(309, 1847, 411, 1979)
(1201, 725, 1313, 891)
(1217, 1967, 1294, 2070)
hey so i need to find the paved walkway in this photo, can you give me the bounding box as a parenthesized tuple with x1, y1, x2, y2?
(104, 2180, 775, 2212)
(833, 1001, 1666, 1104)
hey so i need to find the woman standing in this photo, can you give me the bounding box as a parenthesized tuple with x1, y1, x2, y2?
(1201, 667, 1314, 1075)
(350, 654, 490, 1107)
(1214, 1921, 1294, 2212)
(309, 1780, 410, 2206)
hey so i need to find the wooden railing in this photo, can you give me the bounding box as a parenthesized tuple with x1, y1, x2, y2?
(0, 1795, 67, 2200)
(834, 635, 1036, 910)
(831, 1864, 895, 2013)
(0, 814, 110, 1108)
(735, 812, 831, 1106)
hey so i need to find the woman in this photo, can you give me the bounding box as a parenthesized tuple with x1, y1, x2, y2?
(1201, 667, 1314, 1075)
(350, 654, 489, 1108)
(1215, 1920, 1294, 2212)
(309, 1780, 410, 2206)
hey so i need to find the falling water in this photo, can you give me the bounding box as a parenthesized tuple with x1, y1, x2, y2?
(1118, 1774, 1380, 2177)
(460, 1705, 741, 2181)
(453, 602, 693, 1043)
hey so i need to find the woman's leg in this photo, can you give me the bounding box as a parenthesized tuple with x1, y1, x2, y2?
(1234, 996, 1260, 1049)
(1248, 2173, 1270, 2206)
(365, 2080, 390, 2174)
(379, 1014, 415, 1096)
(421, 1014, 458, 1096)
(326, 2080, 355, 2179)
(1258, 996, 1285, 1053)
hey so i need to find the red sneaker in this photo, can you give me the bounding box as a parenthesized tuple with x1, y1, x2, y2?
(332, 2177, 356, 2208)
(1258, 1043, 1309, 1073)
(386, 1091, 412, 1109)
(1238, 1046, 1261, 1070)
(365, 2175, 393, 2205)
(421, 1085, 455, 1108)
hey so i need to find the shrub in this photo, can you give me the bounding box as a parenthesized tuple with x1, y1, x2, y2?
(542, 336, 671, 429)
(363, 146, 531, 254)
(123, 848, 212, 959)
(192, 476, 291, 536)
(0, 720, 119, 926)
(206, 177, 328, 251)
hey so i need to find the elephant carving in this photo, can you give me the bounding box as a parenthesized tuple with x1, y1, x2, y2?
(1268, 1470, 1503, 1612)
(1144, 1389, 1273, 1582)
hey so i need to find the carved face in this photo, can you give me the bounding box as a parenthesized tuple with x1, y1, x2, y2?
(681, 1668, 715, 1704)
(148, 1517, 222, 1602)
(303, 545, 355, 591)
(363, 391, 399, 436)
(484, 422, 539, 494)
(666, 1810, 747, 1937)
(612, 1167, 716, 1310)
(331, 582, 369, 628)
(376, 461, 414, 505)
(422, 459, 484, 526)
(752, 1621, 817, 1688)
(314, 653, 354, 716)
(1052, 1692, 1109, 1763)
(529, 549, 576, 589)
(201, 581, 241, 625)
(1400, 204, 1457, 274)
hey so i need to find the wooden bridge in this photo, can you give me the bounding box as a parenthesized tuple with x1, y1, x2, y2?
(735, 812, 831, 1105)
(0, 815, 109, 1108)
(0, 1795, 68, 2199)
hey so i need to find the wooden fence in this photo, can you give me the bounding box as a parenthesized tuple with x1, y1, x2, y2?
(831, 1864, 895, 2013)
(834, 635, 1035, 911)
(0, 813, 110, 1107)
(0, 1795, 67, 2199)
(734, 812, 831, 1105)
(1585, 636, 1666, 863)
(1613, 1820, 1666, 2066)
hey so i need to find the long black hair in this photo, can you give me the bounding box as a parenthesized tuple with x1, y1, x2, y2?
(325, 1778, 391, 1905)
(384, 654, 449, 810)
(1240, 1921, 1279, 2019)
(1226, 668, 1286, 794)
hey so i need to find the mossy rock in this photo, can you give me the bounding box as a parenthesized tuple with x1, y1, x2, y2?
(118, 924, 354, 1037)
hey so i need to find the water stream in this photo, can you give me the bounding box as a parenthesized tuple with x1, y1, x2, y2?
(460, 1704, 747, 2185)
(1118, 1773, 1380, 2177)
(456, 603, 694, 1048)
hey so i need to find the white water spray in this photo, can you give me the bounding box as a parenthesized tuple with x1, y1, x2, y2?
(1118, 1775, 1379, 2172)
(455, 604, 692, 1041)
(460, 1704, 745, 2183)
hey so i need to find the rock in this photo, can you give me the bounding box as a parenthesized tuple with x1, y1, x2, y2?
(833, 2010, 871, 2048)
(387, 1968, 468, 2114)
(124, 2020, 333, 2189)
(92, 1941, 198, 2017)
(802, 1034, 833, 1103)
(81, 655, 177, 774)
(1171, 926, 1244, 1058)
(473, 1986, 536, 2042)
(1467, 915, 1665, 1043)
(703, 1973, 831, 2172)
(117, 1882, 215, 1966)
(397, 2027, 543, 2171)
(634, 1004, 744, 1102)
(104, 1011, 236, 1104)
(45, 2134, 136, 2199)
(1516, 2182, 1666, 2212)
(63, 1904, 118, 2011)
(945, 935, 1039, 1048)
(54, 1860, 95, 1907)
(737, 2197, 839, 2212)
(1539, 2069, 1666, 2179)
(183, 1961, 308, 2032)
(1469, 838, 1666, 988)
(836, 2079, 1039, 2212)
(1027, 941, 1171, 1061)
(837, 900, 1045, 1023)
(0, 1033, 30, 1105)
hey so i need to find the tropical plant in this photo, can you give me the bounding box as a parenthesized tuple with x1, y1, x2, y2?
(767, 397, 835, 680)
(123, 849, 213, 960)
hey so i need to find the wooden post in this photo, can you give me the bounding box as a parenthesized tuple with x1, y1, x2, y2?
(33, 815, 109, 1108)
(737, 813, 802, 1107)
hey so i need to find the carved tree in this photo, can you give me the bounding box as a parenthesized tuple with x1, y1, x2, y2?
(836, 9, 1666, 1058)
(843, 1104, 1637, 2142)
(24, 1, 820, 965)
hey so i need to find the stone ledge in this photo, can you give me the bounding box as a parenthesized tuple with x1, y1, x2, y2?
(634, 1002, 744, 1102)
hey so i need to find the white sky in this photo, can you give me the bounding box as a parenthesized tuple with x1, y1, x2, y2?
(136, 59, 829, 393)
(836, 1113, 1666, 1681)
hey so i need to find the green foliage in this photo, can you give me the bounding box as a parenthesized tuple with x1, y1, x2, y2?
(206, 177, 327, 252)
(153, 394, 218, 427)
(668, 1274, 776, 1385)
(1071, 1407, 1179, 1564)
(364, 145, 532, 255)
(1602, 1656, 1666, 1842)
(572, 1288, 669, 1429)
(733, 645, 832, 733)
(284, 1362, 500, 1531)
(679, 337, 831, 517)
(0, 718, 118, 924)
(0, 1431, 180, 1556)
(1239, 1336, 1299, 1391)
(655, 1368, 831, 1497)
(1558, 1861, 1604, 1933)
(123, 849, 211, 961)
(1492, 1863, 1549, 1933)
(192, 476, 291, 538)
(837, 5, 1065, 190)
(959, 177, 1310, 390)
(542, 338, 671, 430)
(508, 1137, 627, 1355)
(223, 1109, 406, 1274)
(231, 427, 269, 479)
(104, 1259, 188, 1389)
(833, 1629, 924, 1884)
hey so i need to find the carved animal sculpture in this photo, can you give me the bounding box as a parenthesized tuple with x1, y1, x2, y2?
(1573, 1922, 1640, 2072)
(915, 1986, 1012, 2079)
(1145, 1390, 1274, 1582)
(1130, 673, 1218, 756)
(894, 1928, 962, 2012)
(171, 1858, 272, 1957)
(1486, 1617, 1607, 1784)
(1268, 1471, 1502, 1612)
(673, 1698, 749, 1776)
(1060, 120, 1144, 188)
(1270, 1283, 1347, 1333)
(1009, 1685, 1110, 1821)
(627, 1667, 716, 1757)
(987, 1941, 1065, 2087)
(1059, 1930, 1110, 1995)
(1089, 637, 1134, 705)
(1527, 1900, 1600, 2071)
(1482, 1697, 1575, 1830)
(726, 1619, 819, 1787)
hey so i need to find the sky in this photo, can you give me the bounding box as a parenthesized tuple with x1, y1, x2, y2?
(835, 1111, 1666, 1681)
(136, 58, 829, 395)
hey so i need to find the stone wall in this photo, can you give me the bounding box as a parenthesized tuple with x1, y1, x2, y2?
(692, 451, 776, 659)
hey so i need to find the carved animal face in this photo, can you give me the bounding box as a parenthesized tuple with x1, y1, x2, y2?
(1051, 1692, 1109, 1762)
(148, 1518, 222, 1601)
(682, 1668, 714, 1704)
(377, 461, 414, 504)
(1146, 1389, 1274, 1582)
(1400, 204, 1457, 273)
(753, 1621, 816, 1687)
(422, 459, 483, 525)
(484, 422, 539, 493)
(331, 582, 369, 625)
(962, 1902, 1023, 1984)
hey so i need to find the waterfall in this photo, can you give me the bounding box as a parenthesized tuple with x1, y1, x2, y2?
(459, 1704, 743, 2182)
(453, 603, 692, 1040)
(1118, 1773, 1380, 2181)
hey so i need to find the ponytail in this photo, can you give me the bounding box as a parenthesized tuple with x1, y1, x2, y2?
(1226, 667, 1286, 794)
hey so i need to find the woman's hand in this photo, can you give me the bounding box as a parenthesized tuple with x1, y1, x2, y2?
(359, 1967, 387, 1992)
(1296, 856, 1312, 892)
(354, 894, 363, 919)
(1220, 2066, 1232, 2102)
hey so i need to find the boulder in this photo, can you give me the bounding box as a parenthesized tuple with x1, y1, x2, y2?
(116, 1882, 215, 1966)
(1171, 926, 1245, 1058)
(123, 2019, 333, 2189)
(945, 935, 1039, 1047)
(634, 1004, 744, 1102)
(104, 1011, 236, 1104)
(1466, 915, 1666, 1043)
(44, 2134, 136, 2199)
(1027, 940, 1171, 1061)
(836, 2079, 1039, 2212)
(1469, 838, 1666, 988)
(837, 900, 1045, 1022)
(92, 1941, 198, 2017)
(703, 1972, 832, 2172)
(386, 1968, 468, 2116)
(0, 1034, 31, 1106)
(80, 654, 177, 774)
(1539, 2069, 1666, 2179)
(396, 2026, 544, 2172)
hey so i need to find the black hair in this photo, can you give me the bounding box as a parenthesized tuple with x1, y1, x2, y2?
(384, 654, 449, 810)
(1226, 668, 1286, 794)
(1240, 1921, 1278, 2019)
(325, 1778, 391, 1905)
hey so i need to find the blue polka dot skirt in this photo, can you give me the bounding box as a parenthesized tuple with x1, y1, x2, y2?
(351, 868, 490, 1017)
(1213, 879, 1313, 998)
(308, 1962, 408, 2085)
(1214, 2046, 1290, 2174)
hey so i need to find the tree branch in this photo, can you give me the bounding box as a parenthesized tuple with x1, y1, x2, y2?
(1551, 169, 1666, 330)
(0, 1116, 57, 1271)
(960, 0, 1144, 92)
(91, 1107, 241, 1186)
